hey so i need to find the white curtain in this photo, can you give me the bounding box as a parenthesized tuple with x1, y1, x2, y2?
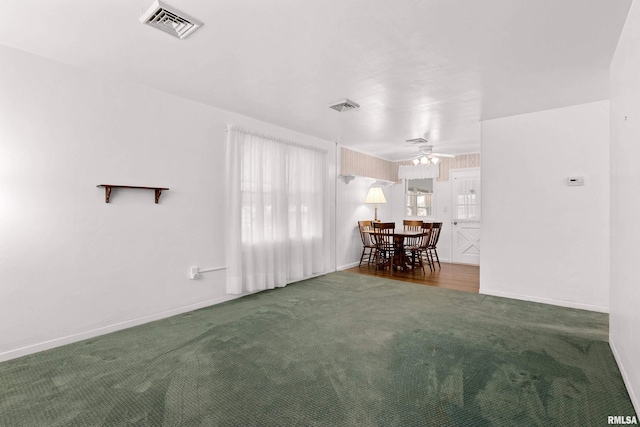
(397, 164, 440, 180)
(225, 126, 330, 294)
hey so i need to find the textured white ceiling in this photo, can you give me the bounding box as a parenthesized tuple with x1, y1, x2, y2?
(0, 0, 631, 160)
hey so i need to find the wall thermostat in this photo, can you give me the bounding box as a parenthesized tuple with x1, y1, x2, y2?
(567, 177, 585, 186)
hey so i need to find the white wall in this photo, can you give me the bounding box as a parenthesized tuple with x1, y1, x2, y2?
(389, 182, 406, 228)
(610, 0, 640, 413)
(481, 101, 610, 312)
(0, 45, 336, 361)
(335, 175, 394, 269)
(433, 180, 453, 263)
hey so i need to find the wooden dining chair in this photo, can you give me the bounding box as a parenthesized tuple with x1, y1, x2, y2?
(372, 222, 397, 274)
(405, 222, 433, 274)
(357, 220, 376, 267)
(426, 222, 443, 270)
(403, 219, 423, 247)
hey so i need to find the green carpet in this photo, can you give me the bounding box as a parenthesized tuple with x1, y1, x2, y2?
(0, 272, 636, 426)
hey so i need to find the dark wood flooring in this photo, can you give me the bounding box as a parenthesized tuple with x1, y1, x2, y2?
(345, 261, 479, 294)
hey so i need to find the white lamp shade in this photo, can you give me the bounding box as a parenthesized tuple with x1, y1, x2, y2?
(365, 187, 387, 204)
(430, 157, 439, 164)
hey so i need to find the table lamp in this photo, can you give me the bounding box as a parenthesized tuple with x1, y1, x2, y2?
(365, 187, 387, 222)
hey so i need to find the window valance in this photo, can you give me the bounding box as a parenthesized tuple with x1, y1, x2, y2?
(397, 164, 439, 180)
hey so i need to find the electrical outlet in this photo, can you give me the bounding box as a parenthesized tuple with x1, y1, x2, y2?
(567, 177, 585, 186)
(189, 266, 200, 280)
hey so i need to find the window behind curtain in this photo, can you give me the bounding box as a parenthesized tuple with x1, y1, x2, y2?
(226, 126, 329, 294)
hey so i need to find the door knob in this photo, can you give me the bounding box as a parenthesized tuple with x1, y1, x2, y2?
(453, 221, 458, 225)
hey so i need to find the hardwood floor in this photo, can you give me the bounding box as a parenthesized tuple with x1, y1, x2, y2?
(344, 262, 479, 294)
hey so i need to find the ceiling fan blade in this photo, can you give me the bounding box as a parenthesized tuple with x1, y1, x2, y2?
(430, 152, 455, 158)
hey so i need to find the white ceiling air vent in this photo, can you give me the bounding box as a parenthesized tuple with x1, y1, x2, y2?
(406, 138, 429, 144)
(140, 1, 203, 40)
(328, 99, 360, 112)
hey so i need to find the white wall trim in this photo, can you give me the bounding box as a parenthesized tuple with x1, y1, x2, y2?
(337, 261, 360, 271)
(481, 289, 609, 313)
(610, 338, 640, 416)
(0, 293, 249, 363)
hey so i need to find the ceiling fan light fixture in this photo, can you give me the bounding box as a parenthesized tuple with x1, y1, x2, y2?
(409, 144, 454, 165)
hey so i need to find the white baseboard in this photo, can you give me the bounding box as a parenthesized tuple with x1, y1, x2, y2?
(610, 339, 640, 417)
(0, 293, 246, 363)
(480, 288, 609, 313)
(337, 261, 360, 271)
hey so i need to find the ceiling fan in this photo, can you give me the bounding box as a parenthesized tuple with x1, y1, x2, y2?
(407, 140, 455, 166)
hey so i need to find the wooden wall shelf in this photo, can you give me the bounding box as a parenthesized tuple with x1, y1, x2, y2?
(97, 185, 169, 204)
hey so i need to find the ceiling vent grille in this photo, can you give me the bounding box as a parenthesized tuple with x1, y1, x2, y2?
(406, 138, 429, 144)
(140, 1, 203, 40)
(328, 99, 360, 112)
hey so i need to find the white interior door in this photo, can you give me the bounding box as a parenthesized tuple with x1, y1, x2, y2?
(451, 169, 480, 265)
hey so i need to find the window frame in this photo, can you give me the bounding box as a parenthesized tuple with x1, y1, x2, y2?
(404, 178, 436, 220)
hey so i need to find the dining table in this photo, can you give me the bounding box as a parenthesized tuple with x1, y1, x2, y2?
(365, 228, 425, 272)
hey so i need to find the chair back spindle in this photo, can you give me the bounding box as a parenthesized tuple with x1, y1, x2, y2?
(403, 220, 422, 246)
